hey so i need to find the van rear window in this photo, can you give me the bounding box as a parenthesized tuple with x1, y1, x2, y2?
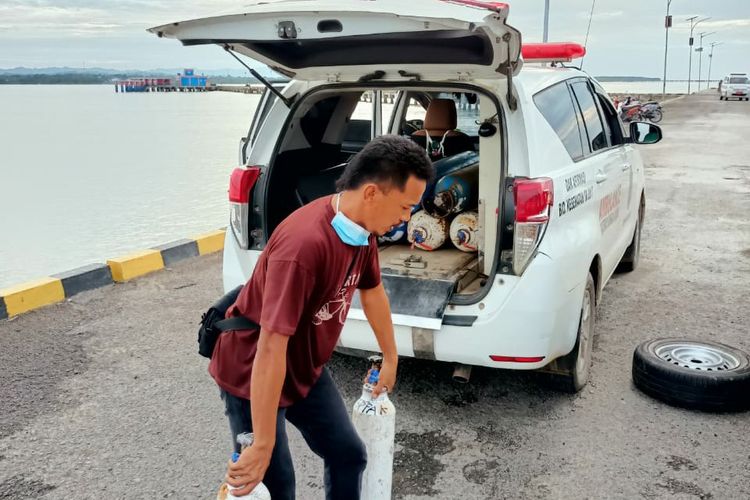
(729, 77, 748, 84)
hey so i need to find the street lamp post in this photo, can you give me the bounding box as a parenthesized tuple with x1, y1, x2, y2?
(662, 0, 673, 97)
(696, 31, 716, 91)
(707, 41, 723, 90)
(686, 16, 710, 94)
(543, 0, 550, 42)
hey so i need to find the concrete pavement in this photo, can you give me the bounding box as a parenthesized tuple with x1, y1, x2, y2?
(1, 92, 749, 500)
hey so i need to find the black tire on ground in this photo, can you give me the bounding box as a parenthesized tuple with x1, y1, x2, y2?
(632, 338, 750, 412)
(649, 109, 663, 123)
(539, 273, 596, 393)
(720, 96, 724, 100)
(616, 196, 644, 273)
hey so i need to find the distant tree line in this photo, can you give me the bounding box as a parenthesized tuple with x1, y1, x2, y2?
(0, 73, 129, 84)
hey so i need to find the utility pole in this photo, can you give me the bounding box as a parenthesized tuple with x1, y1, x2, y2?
(686, 16, 710, 94)
(662, 0, 673, 97)
(707, 41, 722, 90)
(696, 31, 716, 91)
(543, 0, 550, 42)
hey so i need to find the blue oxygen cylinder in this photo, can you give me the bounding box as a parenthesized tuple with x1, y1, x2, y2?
(425, 164, 479, 218)
(419, 151, 479, 211)
(352, 356, 396, 500)
(378, 222, 408, 244)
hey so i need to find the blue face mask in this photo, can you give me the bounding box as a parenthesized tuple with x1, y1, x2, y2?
(331, 193, 371, 246)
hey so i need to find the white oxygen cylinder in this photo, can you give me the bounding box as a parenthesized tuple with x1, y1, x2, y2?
(407, 210, 449, 251)
(352, 356, 396, 500)
(449, 211, 479, 252)
(218, 433, 271, 500)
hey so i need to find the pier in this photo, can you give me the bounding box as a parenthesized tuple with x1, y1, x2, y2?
(114, 68, 212, 93)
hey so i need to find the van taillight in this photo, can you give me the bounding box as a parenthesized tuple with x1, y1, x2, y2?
(512, 178, 553, 275)
(229, 167, 261, 249)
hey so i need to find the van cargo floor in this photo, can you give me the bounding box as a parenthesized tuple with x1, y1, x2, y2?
(349, 245, 480, 329)
(377, 245, 478, 282)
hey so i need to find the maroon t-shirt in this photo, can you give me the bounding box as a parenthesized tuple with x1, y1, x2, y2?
(208, 195, 381, 407)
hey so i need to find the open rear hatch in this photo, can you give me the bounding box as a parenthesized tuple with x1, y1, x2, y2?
(148, 0, 521, 82)
(150, 0, 512, 328)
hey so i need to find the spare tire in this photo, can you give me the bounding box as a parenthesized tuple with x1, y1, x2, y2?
(632, 338, 750, 412)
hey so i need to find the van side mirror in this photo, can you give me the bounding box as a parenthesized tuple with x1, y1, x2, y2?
(630, 122, 662, 145)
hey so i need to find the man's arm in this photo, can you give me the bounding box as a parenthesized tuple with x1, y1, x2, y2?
(359, 283, 397, 396)
(226, 329, 289, 496)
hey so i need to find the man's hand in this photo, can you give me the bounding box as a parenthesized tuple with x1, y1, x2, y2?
(372, 357, 397, 398)
(359, 283, 398, 398)
(228, 328, 287, 496)
(226, 443, 272, 496)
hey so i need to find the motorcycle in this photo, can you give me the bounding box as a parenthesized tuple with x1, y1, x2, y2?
(617, 96, 642, 123)
(619, 103, 642, 123)
(639, 101, 663, 123)
(617, 97, 663, 124)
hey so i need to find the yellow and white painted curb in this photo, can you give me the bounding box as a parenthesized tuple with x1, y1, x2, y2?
(1, 228, 226, 320)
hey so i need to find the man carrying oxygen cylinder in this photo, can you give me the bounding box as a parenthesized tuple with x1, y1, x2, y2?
(209, 135, 434, 499)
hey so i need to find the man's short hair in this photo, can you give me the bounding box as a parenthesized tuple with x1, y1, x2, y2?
(336, 135, 435, 192)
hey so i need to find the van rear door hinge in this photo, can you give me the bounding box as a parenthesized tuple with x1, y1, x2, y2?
(496, 33, 518, 111)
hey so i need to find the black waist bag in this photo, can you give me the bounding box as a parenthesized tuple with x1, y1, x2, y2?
(198, 285, 259, 359)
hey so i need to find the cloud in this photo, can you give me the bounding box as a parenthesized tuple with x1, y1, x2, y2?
(701, 18, 750, 30)
(0, 1, 241, 38)
(577, 10, 624, 20)
(670, 17, 750, 31)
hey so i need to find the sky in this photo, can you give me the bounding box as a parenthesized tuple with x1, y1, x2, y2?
(0, 0, 748, 79)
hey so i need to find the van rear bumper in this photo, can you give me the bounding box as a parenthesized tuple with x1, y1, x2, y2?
(338, 253, 586, 370)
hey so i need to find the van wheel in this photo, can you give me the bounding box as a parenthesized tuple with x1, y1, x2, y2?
(616, 197, 644, 273)
(540, 273, 596, 393)
(633, 338, 750, 412)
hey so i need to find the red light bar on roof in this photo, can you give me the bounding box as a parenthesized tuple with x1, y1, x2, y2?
(521, 42, 586, 63)
(440, 0, 509, 13)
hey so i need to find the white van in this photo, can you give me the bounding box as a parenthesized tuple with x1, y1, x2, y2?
(151, 0, 662, 392)
(720, 73, 749, 101)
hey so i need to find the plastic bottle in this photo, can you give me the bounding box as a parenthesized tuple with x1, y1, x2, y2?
(352, 356, 396, 500)
(220, 433, 271, 500)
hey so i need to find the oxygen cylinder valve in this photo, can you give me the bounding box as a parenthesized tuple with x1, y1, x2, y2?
(366, 355, 383, 386)
(367, 369, 380, 385)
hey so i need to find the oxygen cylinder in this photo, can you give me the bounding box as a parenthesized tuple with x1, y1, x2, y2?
(420, 151, 479, 210)
(449, 211, 479, 252)
(378, 222, 407, 244)
(352, 356, 396, 500)
(407, 211, 449, 251)
(217, 433, 271, 500)
(424, 165, 479, 218)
